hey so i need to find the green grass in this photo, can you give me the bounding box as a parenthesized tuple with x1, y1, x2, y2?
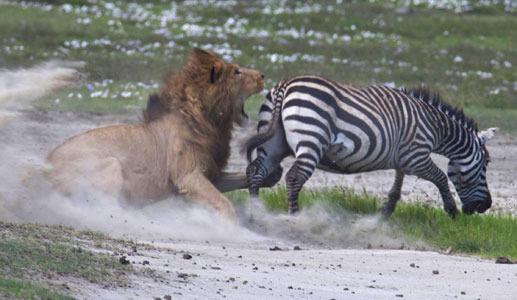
(0, 277, 74, 300)
(228, 187, 517, 259)
(0, 1, 516, 132)
(0, 238, 128, 283)
(465, 107, 517, 134)
(0, 222, 133, 299)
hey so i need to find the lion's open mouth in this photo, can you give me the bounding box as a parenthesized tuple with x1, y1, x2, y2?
(238, 103, 249, 126)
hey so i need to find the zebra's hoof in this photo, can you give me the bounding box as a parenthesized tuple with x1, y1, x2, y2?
(445, 205, 459, 218)
(288, 207, 299, 215)
(380, 206, 395, 219)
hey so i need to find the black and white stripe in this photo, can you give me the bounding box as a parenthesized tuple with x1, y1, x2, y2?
(245, 75, 495, 216)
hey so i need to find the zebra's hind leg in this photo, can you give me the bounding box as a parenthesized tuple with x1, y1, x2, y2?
(411, 159, 459, 217)
(246, 158, 284, 196)
(381, 170, 405, 218)
(285, 157, 317, 214)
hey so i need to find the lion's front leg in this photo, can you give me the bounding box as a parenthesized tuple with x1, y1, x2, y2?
(176, 170, 237, 221)
(214, 169, 284, 193)
(213, 172, 248, 193)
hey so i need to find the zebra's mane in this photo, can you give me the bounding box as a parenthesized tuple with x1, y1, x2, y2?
(402, 86, 478, 132)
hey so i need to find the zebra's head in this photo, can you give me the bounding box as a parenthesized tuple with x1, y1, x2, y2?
(447, 127, 497, 214)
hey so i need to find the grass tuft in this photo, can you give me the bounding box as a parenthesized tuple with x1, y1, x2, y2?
(0, 222, 133, 299)
(0, 277, 73, 300)
(229, 187, 517, 259)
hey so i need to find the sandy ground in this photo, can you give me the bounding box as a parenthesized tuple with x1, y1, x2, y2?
(74, 241, 517, 300)
(1, 110, 517, 299)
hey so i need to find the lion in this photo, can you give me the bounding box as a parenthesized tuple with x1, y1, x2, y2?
(47, 48, 269, 220)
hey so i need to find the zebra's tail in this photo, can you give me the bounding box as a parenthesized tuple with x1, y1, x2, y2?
(243, 105, 282, 163)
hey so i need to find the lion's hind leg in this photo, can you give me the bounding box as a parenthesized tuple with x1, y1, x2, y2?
(49, 156, 124, 201)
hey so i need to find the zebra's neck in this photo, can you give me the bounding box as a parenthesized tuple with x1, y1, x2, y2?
(433, 112, 477, 161)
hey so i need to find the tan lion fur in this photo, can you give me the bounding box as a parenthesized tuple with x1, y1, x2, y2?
(47, 49, 264, 219)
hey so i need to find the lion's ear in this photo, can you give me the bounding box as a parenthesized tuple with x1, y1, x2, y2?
(192, 47, 212, 59)
(210, 61, 223, 84)
(190, 48, 224, 84)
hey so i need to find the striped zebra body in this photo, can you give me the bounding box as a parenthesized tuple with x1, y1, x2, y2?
(245, 75, 495, 217)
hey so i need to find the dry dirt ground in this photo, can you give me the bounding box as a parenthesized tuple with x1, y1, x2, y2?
(1, 110, 517, 299)
(76, 241, 517, 300)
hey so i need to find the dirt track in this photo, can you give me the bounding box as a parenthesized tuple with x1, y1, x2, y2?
(1, 110, 517, 299)
(74, 240, 517, 300)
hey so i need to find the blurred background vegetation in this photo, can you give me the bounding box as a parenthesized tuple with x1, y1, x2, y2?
(0, 0, 516, 130)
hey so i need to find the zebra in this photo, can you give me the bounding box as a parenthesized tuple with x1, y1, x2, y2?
(244, 75, 496, 217)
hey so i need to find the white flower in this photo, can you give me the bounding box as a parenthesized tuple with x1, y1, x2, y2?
(453, 56, 463, 63)
(383, 82, 396, 88)
(476, 71, 493, 79)
(90, 91, 103, 98)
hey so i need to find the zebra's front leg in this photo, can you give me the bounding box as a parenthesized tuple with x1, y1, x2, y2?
(381, 170, 405, 218)
(412, 159, 459, 217)
(246, 156, 268, 197)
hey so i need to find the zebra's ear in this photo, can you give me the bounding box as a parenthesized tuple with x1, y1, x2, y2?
(478, 127, 498, 144)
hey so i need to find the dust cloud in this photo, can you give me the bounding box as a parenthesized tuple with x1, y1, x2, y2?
(239, 196, 411, 249)
(0, 60, 411, 249)
(0, 60, 84, 108)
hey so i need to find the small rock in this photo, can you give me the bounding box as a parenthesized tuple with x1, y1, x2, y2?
(119, 256, 130, 265)
(409, 263, 415, 268)
(495, 256, 514, 264)
(178, 273, 189, 279)
(460, 291, 466, 295)
(142, 260, 150, 265)
(432, 270, 439, 275)
(269, 246, 282, 251)
(211, 266, 221, 270)
(293, 246, 302, 251)
(131, 245, 137, 253)
(164, 296, 172, 300)
(183, 253, 193, 260)
(396, 294, 404, 298)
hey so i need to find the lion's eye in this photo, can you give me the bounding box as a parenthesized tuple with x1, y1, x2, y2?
(235, 69, 241, 75)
